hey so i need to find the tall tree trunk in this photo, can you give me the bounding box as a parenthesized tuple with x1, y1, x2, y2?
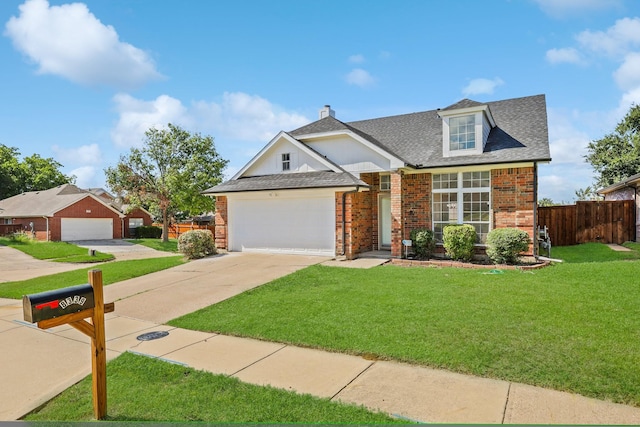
(162, 208, 169, 243)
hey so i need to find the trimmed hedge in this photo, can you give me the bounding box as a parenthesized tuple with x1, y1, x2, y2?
(409, 228, 436, 260)
(486, 228, 530, 265)
(135, 225, 162, 239)
(178, 229, 216, 259)
(443, 224, 476, 262)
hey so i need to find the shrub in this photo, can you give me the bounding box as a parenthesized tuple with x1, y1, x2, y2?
(486, 228, 530, 265)
(178, 229, 216, 259)
(443, 224, 476, 262)
(135, 225, 162, 239)
(409, 228, 436, 260)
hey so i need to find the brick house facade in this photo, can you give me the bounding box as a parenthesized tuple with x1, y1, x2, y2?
(206, 95, 550, 259)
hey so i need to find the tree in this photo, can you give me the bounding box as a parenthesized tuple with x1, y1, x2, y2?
(585, 104, 640, 189)
(0, 144, 74, 199)
(105, 123, 228, 242)
(574, 186, 600, 202)
(538, 197, 556, 207)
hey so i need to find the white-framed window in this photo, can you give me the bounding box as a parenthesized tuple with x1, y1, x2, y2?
(380, 174, 391, 191)
(432, 171, 491, 243)
(281, 153, 291, 171)
(449, 115, 476, 151)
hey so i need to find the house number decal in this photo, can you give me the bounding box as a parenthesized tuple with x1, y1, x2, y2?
(36, 295, 87, 311)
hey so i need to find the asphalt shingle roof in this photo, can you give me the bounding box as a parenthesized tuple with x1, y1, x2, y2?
(203, 171, 368, 194)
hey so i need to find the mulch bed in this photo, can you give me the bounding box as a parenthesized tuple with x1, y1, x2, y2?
(390, 257, 550, 271)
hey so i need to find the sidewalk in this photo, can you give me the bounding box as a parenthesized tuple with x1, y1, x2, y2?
(2, 295, 640, 424)
(3, 249, 640, 424)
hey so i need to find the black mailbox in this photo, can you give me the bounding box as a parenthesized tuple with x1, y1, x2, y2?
(23, 283, 95, 323)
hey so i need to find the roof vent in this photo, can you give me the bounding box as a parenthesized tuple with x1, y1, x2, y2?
(319, 105, 335, 119)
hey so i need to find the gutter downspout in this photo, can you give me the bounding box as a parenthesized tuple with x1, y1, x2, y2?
(341, 186, 360, 256)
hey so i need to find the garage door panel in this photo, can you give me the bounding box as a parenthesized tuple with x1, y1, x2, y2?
(229, 193, 335, 256)
(61, 218, 113, 241)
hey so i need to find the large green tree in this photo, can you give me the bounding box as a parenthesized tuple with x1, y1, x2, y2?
(585, 104, 640, 188)
(0, 144, 74, 199)
(105, 123, 228, 242)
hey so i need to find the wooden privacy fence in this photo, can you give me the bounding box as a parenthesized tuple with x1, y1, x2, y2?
(153, 223, 215, 239)
(537, 200, 635, 246)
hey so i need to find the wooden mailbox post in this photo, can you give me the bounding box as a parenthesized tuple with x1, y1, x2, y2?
(23, 269, 114, 420)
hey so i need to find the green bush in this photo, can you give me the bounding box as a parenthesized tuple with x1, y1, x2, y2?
(135, 225, 162, 239)
(486, 228, 530, 265)
(443, 224, 476, 262)
(178, 229, 216, 259)
(409, 228, 436, 260)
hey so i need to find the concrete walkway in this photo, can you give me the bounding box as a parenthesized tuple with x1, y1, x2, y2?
(2, 250, 640, 423)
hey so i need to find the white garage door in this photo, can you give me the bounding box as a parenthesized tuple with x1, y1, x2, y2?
(228, 190, 335, 256)
(61, 218, 113, 241)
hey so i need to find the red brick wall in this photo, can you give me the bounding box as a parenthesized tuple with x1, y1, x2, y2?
(402, 173, 432, 244)
(336, 173, 377, 259)
(214, 196, 228, 250)
(53, 196, 123, 240)
(124, 208, 153, 238)
(390, 170, 404, 258)
(491, 167, 536, 252)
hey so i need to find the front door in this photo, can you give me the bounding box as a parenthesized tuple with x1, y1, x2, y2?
(379, 194, 392, 249)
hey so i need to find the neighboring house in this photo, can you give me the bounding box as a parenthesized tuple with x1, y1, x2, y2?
(597, 173, 640, 241)
(204, 94, 551, 259)
(0, 184, 152, 241)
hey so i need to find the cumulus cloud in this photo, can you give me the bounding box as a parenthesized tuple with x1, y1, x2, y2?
(52, 143, 102, 165)
(462, 77, 504, 97)
(546, 108, 591, 164)
(576, 17, 640, 57)
(546, 47, 584, 65)
(613, 52, 640, 91)
(111, 93, 190, 148)
(111, 91, 310, 149)
(533, 0, 622, 19)
(348, 54, 365, 64)
(345, 68, 376, 88)
(69, 165, 98, 189)
(4, 0, 162, 89)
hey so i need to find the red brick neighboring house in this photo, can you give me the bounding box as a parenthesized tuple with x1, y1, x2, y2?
(204, 95, 551, 259)
(0, 184, 152, 241)
(597, 173, 640, 241)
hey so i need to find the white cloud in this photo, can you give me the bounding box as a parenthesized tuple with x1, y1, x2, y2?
(576, 17, 640, 57)
(378, 51, 391, 60)
(345, 68, 376, 88)
(4, 0, 162, 89)
(112, 92, 310, 150)
(461, 77, 504, 97)
(52, 143, 101, 165)
(111, 94, 190, 148)
(69, 165, 98, 189)
(546, 109, 591, 164)
(533, 0, 622, 19)
(348, 54, 365, 64)
(613, 52, 640, 91)
(545, 47, 584, 65)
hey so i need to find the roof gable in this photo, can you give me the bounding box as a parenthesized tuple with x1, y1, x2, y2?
(0, 184, 125, 218)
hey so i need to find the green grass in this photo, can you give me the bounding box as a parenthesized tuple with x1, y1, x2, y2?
(0, 256, 185, 298)
(125, 238, 179, 252)
(552, 242, 640, 263)
(170, 243, 640, 407)
(0, 237, 114, 263)
(25, 352, 403, 423)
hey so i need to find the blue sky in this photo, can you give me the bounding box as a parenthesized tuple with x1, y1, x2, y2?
(1, 0, 639, 203)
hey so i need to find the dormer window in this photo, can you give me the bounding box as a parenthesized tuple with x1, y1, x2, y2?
(438, 100, 496, 158)
(449, 115, 475, 151)
(281, 153, 291, 171)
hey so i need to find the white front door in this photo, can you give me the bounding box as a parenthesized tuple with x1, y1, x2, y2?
(379, 194, 391, 249)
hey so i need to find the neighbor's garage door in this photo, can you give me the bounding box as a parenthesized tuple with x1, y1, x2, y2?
(228, 190, 335, 256)
(61, 218, 113, 241)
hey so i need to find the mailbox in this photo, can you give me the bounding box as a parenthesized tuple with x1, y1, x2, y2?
(23, 283, 95, 323)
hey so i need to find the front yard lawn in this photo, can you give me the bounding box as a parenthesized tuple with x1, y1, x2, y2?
(125, 238, 179, 252)
(0, 237, 114, 262)
(0, 256, 185, 298)
(170, 243, 640, 407)
(25, 352, 401, 423)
